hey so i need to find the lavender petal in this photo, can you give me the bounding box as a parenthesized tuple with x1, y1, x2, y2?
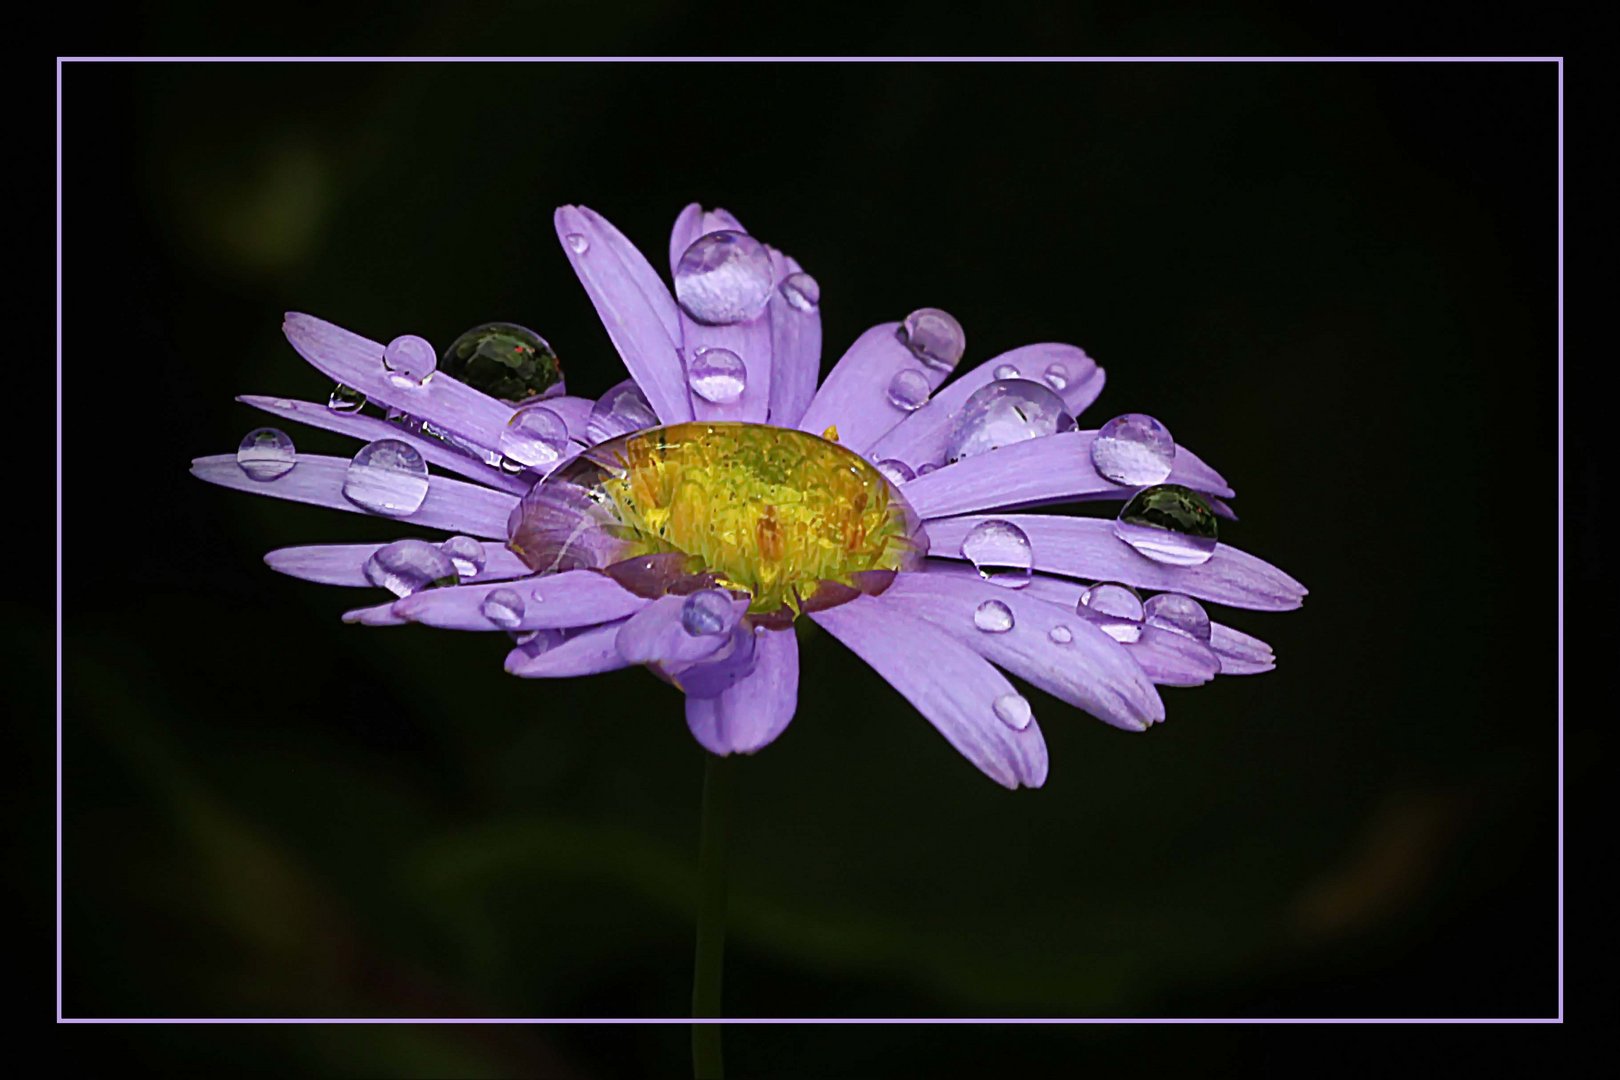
(392, 570, 649, 631)
(796, 322, 946, 452)
(504, 621, 631, 678)
(685, 628, 799, 755)
(614, 593, 751, 666)
(265, 541, 531, 588)
(767, 250, 821, 429)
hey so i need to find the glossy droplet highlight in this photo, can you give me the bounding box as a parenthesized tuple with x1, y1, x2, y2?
(328, 384, 365, 413)
(781, 271, 820, 312)
(1092, 413, 1176, 486)
(960, 519, 1033, 589)
(439, 323, 564, 404)
(565, 233, 589, 254)
(994, 692, 1032, 730)
(681, 588, 740, 637)
(674, 230, 774, 325)
(585, 379, 658, 443)
(1043, 362, 1069, 391)
(1143, 592, 1213, 643)
(480, 587, 526, 629)
(1114, 484, 1219, 567)
(973, 599, 1015, 633)
(886, 368, 931, 412)
(993, 363, 1020, 380)
(875, 459, 915, 486)
(498, 405, 570, 470)
(1078, 582, 1144, 643)
(1048, 625, 1073, 644)
(343, 439, 430, 517)
(946, 379, 1074, 463)
(898, 308, 965, 372)
(440, 536, 485, 579)
(364, 539, 459, 597)
(687, 347, 748, 404)
(236, 427, 295, 481)
(383, 334, 437, 388)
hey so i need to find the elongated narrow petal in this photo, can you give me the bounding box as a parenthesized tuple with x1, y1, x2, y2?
(669, 202, 706, 272)
(341, 601, 409, 626)
(191, 454, 516, 539)
(265, 541, 532, 588)
(237, 396, 530, 495)
(767, 250, 821, 429)
(614, 593, 750, 664)
(925, 515, 1306, 611)
(282, 313, 515, 453)
(796, 323, 945, 452)
(1124, 626, 1223, 686)
(866, 344, 1100, 466)
(505, 621, 631, 678)
(685, 315, 773, 424)
(686, 628, 800, 755)
(884, 566, 1163, 730)
(392, 570, 649, 631)
(901, 430, 1233, 520)
(810, 596, 1049, 789)
(555, 205, 693, 424)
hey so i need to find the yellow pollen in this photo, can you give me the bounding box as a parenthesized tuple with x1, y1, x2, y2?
(821, 424, 839, 442)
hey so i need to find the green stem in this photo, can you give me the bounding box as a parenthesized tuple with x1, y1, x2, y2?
(692, 753, 731, 1080)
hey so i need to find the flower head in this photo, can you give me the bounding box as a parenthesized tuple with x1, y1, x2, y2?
(193, 203, 1305, 789)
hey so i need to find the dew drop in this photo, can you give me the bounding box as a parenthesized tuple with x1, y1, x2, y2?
(687, 347, 748, 404)
(1078, 582, 1144, 643)
(993, 692, 1033, 730)
(1143, 592, 1213, 643)
(328, 384, 365, 413)
(498, 405, 570, 470)
(1043, 362, 1069, 391)
(1114, 484, 1219, 567)
(383, 334, 437, 388)
(236, 427, 295, 481)
(440, 536, 486, 579)
(973, 599, 1015, 633)
(480, 587, 526, 629)
(993, 363, 1021, 380)
(343, 439, 430, 516)
(1048, 624, 1073, 645)
(1092, 413, 1176, 486)
(780, 271, 820, 312)
(961, 519, 1033, 589)
(363, 539, 459, 597)
(898, 308, 965, 372)
(681, 588, 740, 637)
(565, 233, 589, 254)
(585, 379, 658, 443)
(886, 368, 931, 412)
(875, 458, 916, 486)
(945, 378, 1073, 462)
(674, 230, 775, 324)
(439, 323, 564, 404)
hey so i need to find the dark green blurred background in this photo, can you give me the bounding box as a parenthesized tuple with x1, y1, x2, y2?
(58, 40, 1557, 1079)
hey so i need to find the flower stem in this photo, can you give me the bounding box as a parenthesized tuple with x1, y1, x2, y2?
(692, 752, 731, 1080)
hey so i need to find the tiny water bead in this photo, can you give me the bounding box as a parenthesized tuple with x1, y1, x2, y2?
(1048, 625, 1073, 645)
(886, 368, 931, 412)
(960, 519, 1034, 589)
(993, 363, 1021, 380)
(585, 379, 658, 443)
(235, 428, 296, 481)
(973, 599, 1015, 633)
(565, 233, 589, 254)
(674, 230, 775, 325)
(498, 405, 570, 470)
(687, 347, 748, 404)
(780, 271, 820, 312)
(875, 459, 916, 486)
(1078, 582, 1145, 643)
(994, 692, 1033, 730)
(1114, 484, 1219, 567)
(898, 308, 966, 372)
(440, 535, 486, 579)
(383, 334, 437, 388)
(1091, 413, 1176, 486)
(364, 539, 459, 597)
(945, 378, 1074, 462)
(1043, 363, 1069, 391)
(328, 384, 365, 413)
(480, 587, 526, 629)
(1143, 592, 1213, 643)
(439, 323, 564, 404)
(343, 439, 430, 516)
(681, 589, 741, 637)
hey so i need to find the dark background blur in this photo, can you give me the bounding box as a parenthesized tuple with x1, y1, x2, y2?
(54, 39, 1558, 1080)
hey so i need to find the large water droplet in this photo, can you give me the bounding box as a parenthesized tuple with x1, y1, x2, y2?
(681, 588, 740, 637)
(364, 539, 459, 597)
(993, 692, 1032, 730)
(1092, 413, 1175, 486)
(565, 233, 589, 254)
(945, 378, 1074, 462)
(678, 623, 760, 697)
(875, 458, 915, 486)
(585, 379, 658, 443)
(675, 230, 774, 325)
(781, 271, 820, 312)
(343, 439, 430, 516)
(1114, 484, 1219, 566)
(439, 323, 564, 404)
(440, 536, 486, 579)
(1143, 592, 1213, 643)
(886, 368, 930, 412)
(973, 599, 1015, 633)
(898, 308, 965, 372)
(383, 334, 437, 388)
(480, 587, 526, 629)
(498, 405, 570, 470)
(1078, 582, 1144, 643)
(961, 519, 1034, 588)
(1043, 362, 1069, 391)
(687, 347, 748, 404)
(328, 384, 365, 413)
(236, 427, 295, 481)
(1048, 625, 1073, 644)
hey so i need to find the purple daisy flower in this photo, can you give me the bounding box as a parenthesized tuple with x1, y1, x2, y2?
(193, 203, 1304, 790)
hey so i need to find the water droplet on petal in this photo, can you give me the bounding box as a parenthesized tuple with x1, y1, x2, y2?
(993, 363, 1020, 380)
(886, 368, 931, 412)
(236, 427, 295, 481)
(480, 587, 526, 629)
(973, 599, 1015, 633)
(675, 230, 774, 325)
(1078, 582, 1144, 643)
(440, 323, 565, 404)
(916, 463, 940, 476)
(681, 588, 740, 637)
(1043, 362, 1069, 391)
(440, 536, 486, 578)
(383, 334, 437, 388)
(585, 379, 658, 443)
(364, 539, 459, 597)
(875, 459, 915, 486)
(498, 405, 570, 470)
(328, 384, 365, 413)
(993, 692, 1032, 730)
(687, 347, 748, 404)
(961, 519, 1033, 589)
(565, 233, 589, 254)
(945, 379, 1073, 462)
(343, 439, 430, 516)
(1092, 413, 1176, 486)
(898, 308, 965, 372)
(781, 271, 820, 312)
(1048, 624, 1073, 644)
(1143, 592, 1213, 643)
(1114, 484, 1219, 566)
